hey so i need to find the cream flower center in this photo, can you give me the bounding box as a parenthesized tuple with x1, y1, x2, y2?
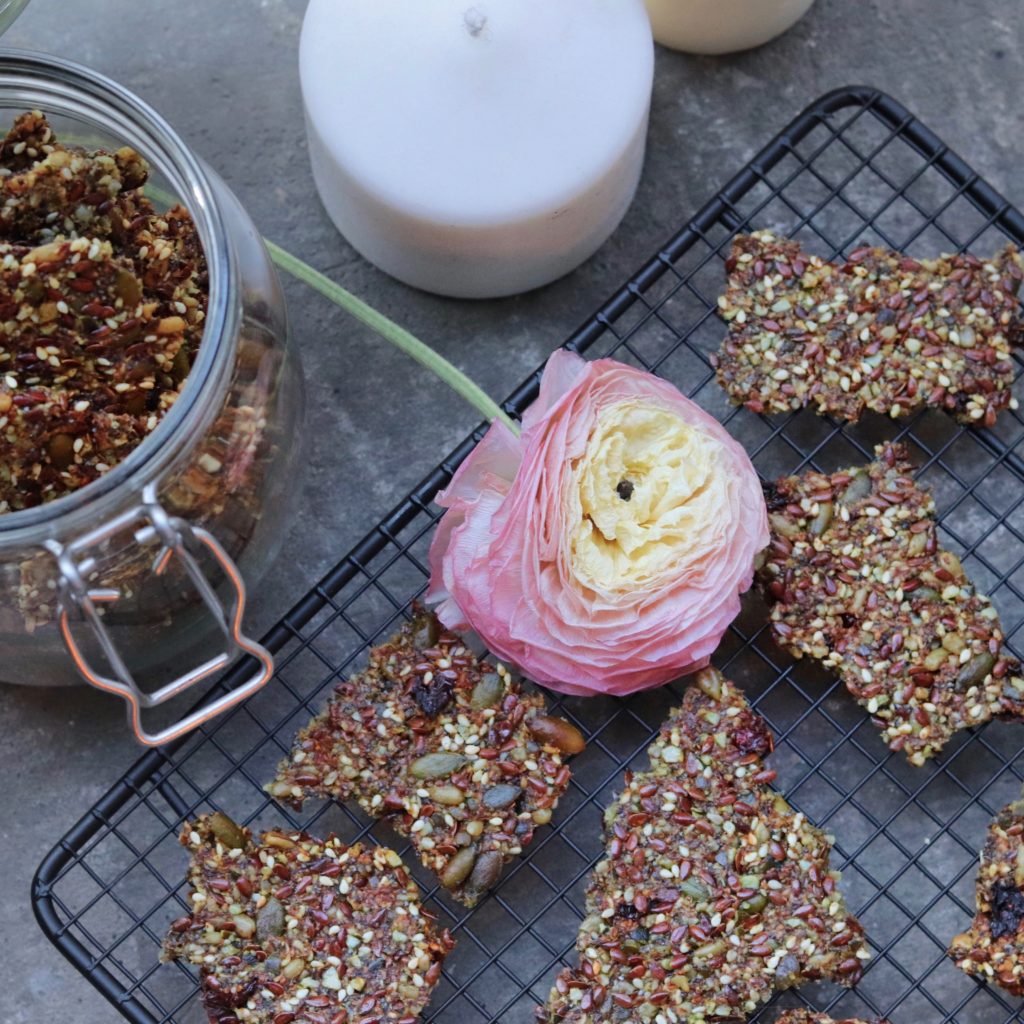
(567, 400, 729, 591)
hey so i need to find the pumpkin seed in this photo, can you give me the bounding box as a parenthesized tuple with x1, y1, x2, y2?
(941, 633, 965, 654)
(470, 672, 504, 710)
(695, 938, 727, 958)
(938, 550, 963, 578)
(738, 893, 768, 917)
(412, 614, 440, 650)
(462, 850, 503, 900)
(678, 877, 711, 902)
(482, 784, 522, 810)
(907, 531, 928, 557)
(429, 784, 466, 806)
(956, 651, 996, 690)
(440, 847, 477, 890)
(775, 953, 800, 980)
(115, 267, 142, 307)
(769, 512, 801, 539)
(208, 812, 247, 851)
(281, 958, 306, 980)
(695, 667, 724, 702)
(840, 469, 872, 504)
(171, 346, 191, 383)
(808, 500, 834, 537)
(256, 898, 285, 940)
(264, 833, 295, 850)
(410, 752, 468, 779)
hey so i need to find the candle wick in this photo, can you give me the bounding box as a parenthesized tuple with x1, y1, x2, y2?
(463, 7, 488, 38)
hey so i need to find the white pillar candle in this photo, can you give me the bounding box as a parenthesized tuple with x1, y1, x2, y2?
(644, 0, 815, 54)
(300, 0, 654, 299)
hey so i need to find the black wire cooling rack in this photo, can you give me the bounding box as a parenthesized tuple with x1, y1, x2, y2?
(32, 86, 1024, 1024)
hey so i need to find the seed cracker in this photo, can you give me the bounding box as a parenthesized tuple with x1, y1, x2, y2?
(268, 610, 584, 907)
(541, 669, 868, 1024)
(950, 796, 1024, 995)
(758, 441, 1024, 765)
(161, 813, 453, 1024)
(713, 231, 1022, 426)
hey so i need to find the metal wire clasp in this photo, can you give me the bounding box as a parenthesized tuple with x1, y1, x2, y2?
(44, 483, 273, 747)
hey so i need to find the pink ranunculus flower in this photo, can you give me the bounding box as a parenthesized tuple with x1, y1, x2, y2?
(427, 350, 768, 697)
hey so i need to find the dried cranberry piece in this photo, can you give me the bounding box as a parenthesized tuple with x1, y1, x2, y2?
(762, 482, 789, 512)
(412, 675, 454, 718)
(202, 977, 256, 1013)
(732, 711, 773, 757)
(989, 880, 1024, 940)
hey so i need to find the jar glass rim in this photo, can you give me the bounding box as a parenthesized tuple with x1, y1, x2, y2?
(0, 48, 237, 544)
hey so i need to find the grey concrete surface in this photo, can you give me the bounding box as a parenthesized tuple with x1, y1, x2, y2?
(0, 0, 1022, 1020)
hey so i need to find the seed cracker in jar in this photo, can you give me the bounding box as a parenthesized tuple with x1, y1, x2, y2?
(713, 230, 1022, 427)
(758, 441, 1024, 765)
(541, 668, 868, 1024)
(268, 609, 585, 907)
(161, 813, 454, 1024)
(0, 110, 208, 512)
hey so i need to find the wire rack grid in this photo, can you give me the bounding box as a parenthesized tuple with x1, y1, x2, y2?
(32, 86, 1024, 1024)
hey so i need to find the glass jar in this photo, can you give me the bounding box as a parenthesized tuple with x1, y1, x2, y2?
(0, 50, 303, 741)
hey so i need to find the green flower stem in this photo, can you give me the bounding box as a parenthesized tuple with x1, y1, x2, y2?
(264, 241, 518, 434)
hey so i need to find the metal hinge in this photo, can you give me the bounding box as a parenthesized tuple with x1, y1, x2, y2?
(45, 483, 273, 747)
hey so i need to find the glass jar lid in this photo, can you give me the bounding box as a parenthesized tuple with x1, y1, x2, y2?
(0, 0, 29, 37)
